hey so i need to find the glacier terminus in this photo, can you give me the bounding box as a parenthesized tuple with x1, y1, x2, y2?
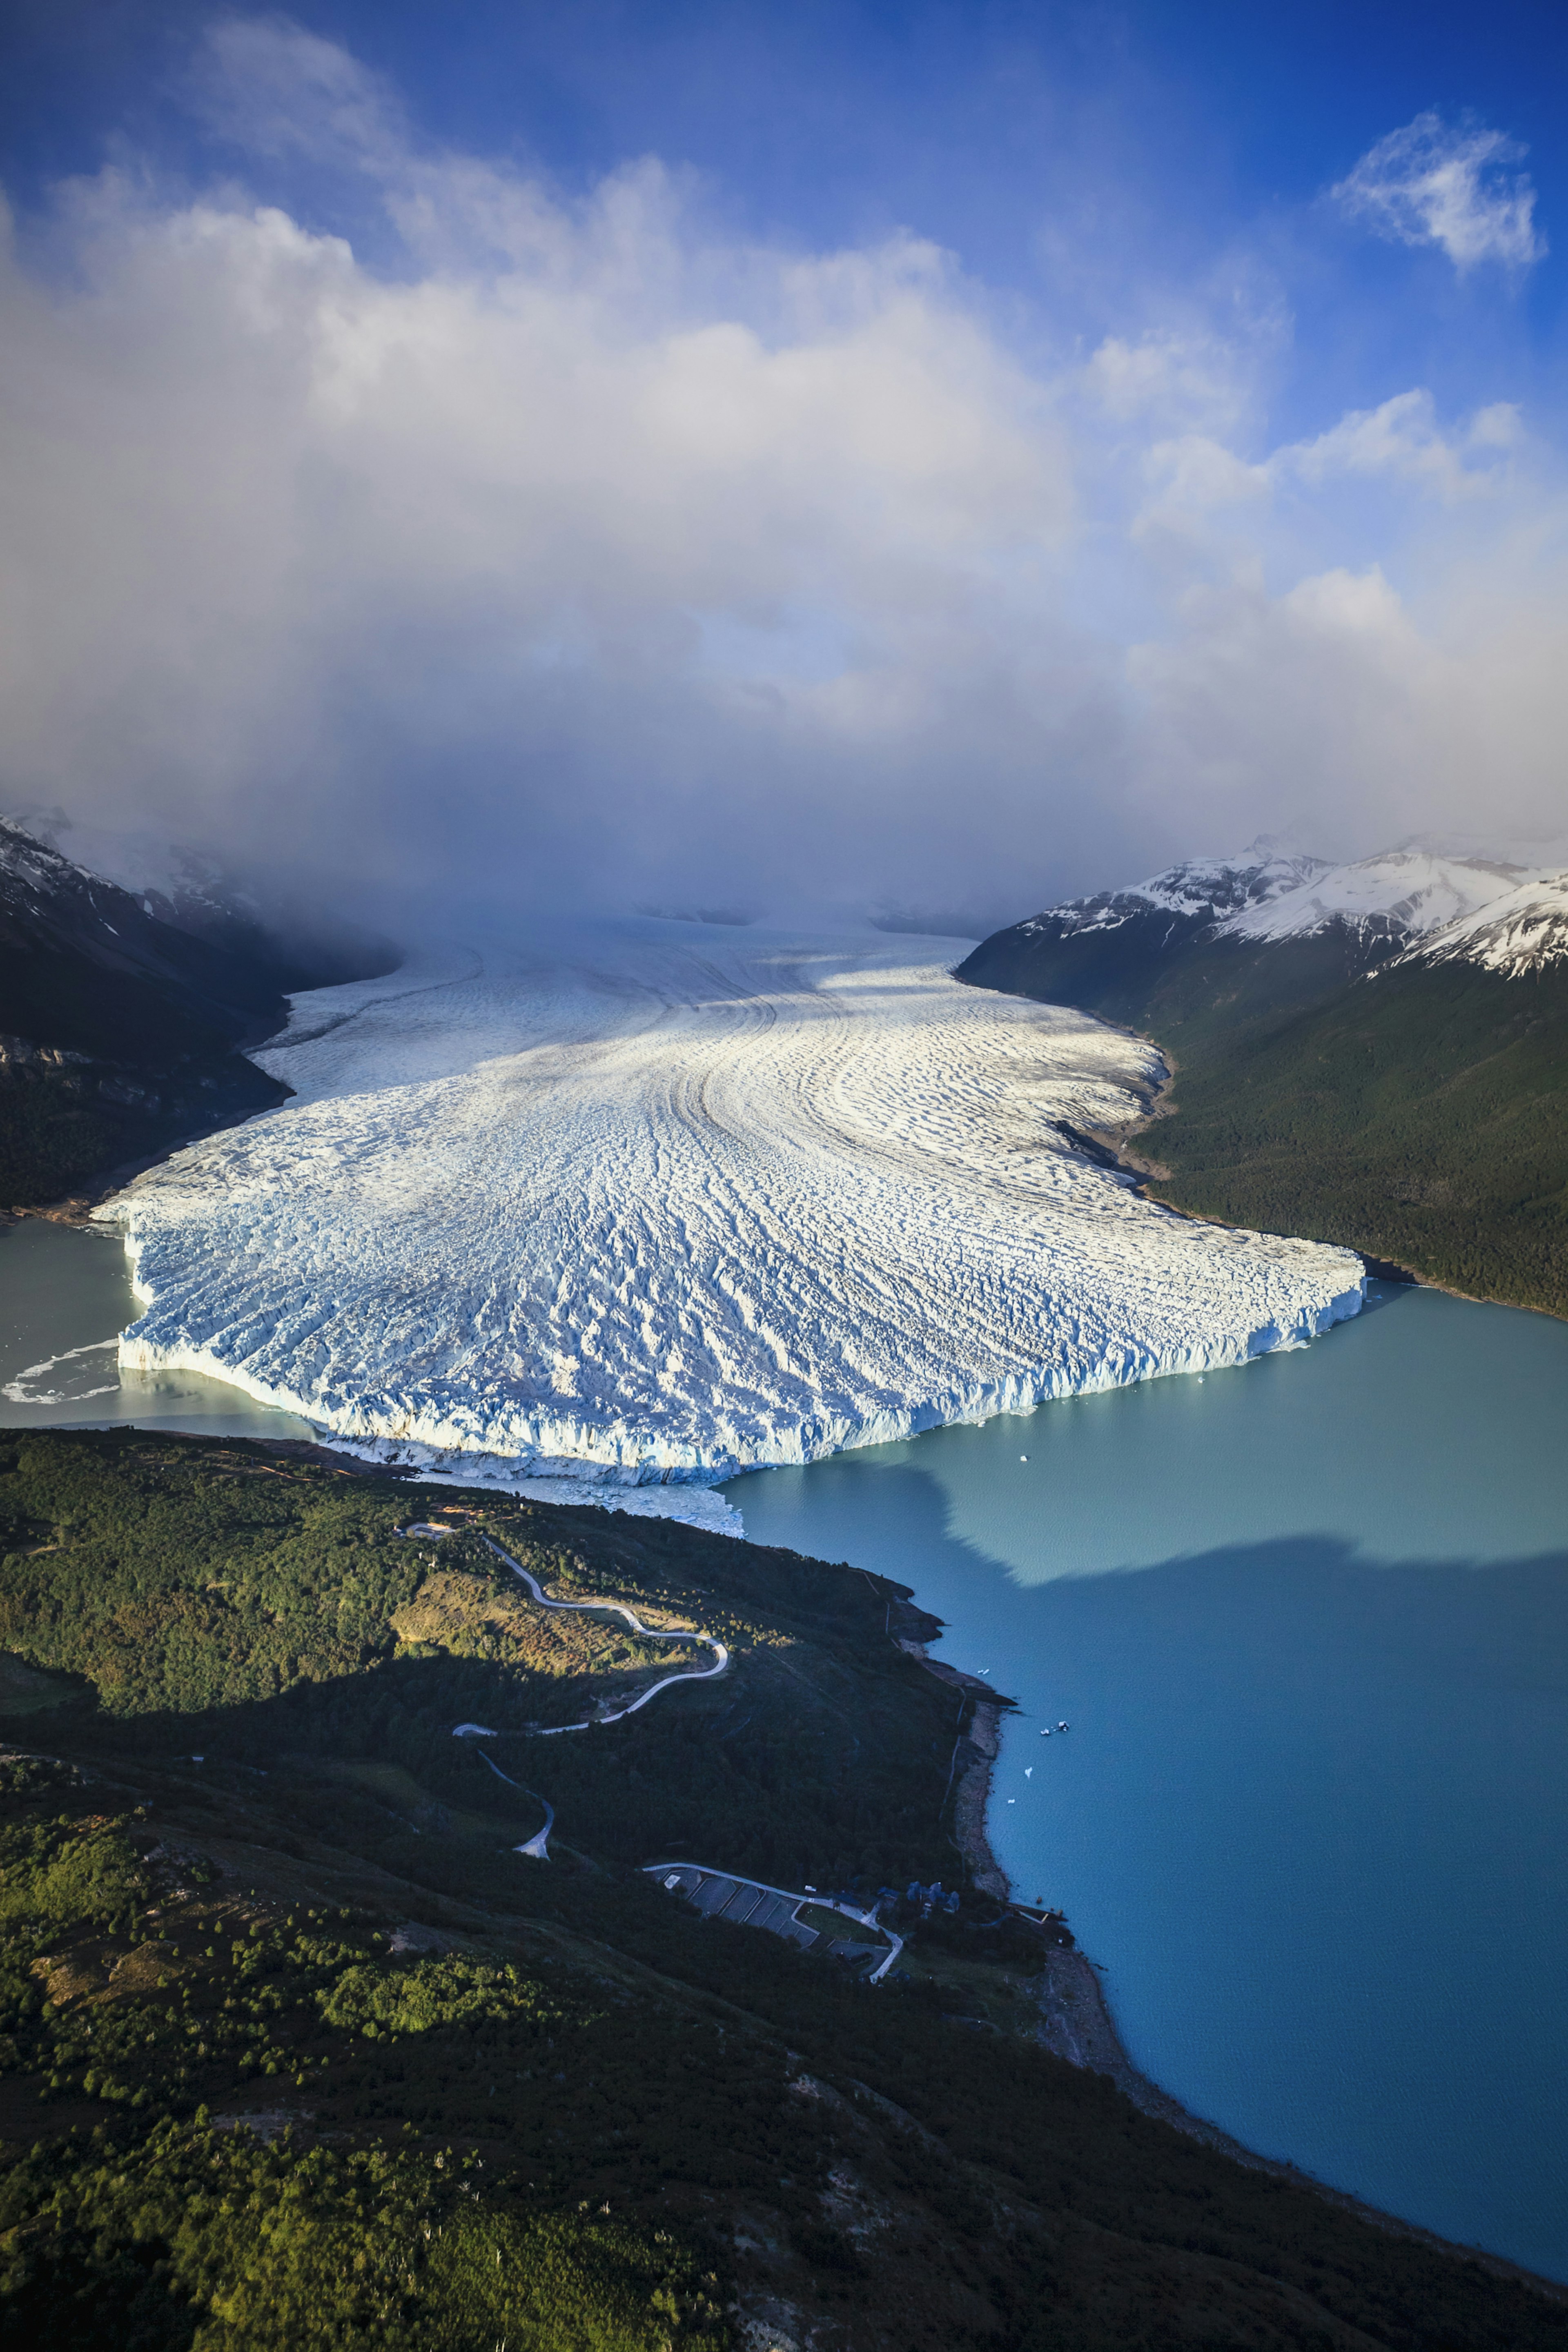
(99, 920, 1365, 1507)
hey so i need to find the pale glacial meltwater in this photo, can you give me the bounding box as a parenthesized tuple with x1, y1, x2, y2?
(0, 1218, 313, 1438)
(726, 1284, 1568, 2282)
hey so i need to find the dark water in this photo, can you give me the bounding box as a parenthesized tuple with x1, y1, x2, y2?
(726, 1286, 1568, 2280)
(0, 1218, 312, 1439)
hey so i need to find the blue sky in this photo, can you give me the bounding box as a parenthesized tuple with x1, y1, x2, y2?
(1, 2, 1565, 921)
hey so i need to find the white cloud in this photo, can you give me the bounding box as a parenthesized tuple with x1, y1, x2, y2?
(1, 21, 1566, 929)
(1332, 112, 1545, 273)
(1083, 330, 1253, 436)
(0, 29, 1085, 921)
(188, 16, 410, 170)
(1127, 564, 1434, 839)
(1135, 437, 1269, 536)
(1272, 388, 1521, 500)
(1125, 528, 1568, 860)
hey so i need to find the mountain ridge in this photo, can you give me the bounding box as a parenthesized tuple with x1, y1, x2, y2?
(1004, 839, 1568, 971)
(0, 819, 396, 1210)
(957, 839, 1568, 1316)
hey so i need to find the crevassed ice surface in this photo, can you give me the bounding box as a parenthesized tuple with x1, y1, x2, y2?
(101, 921, 1363, 1487)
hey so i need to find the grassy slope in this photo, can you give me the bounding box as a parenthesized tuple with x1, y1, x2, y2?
(0, 1431, 1564, 2352)
(957, 927, 1568, 1314)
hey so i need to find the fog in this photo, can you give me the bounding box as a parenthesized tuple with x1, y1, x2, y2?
(2, 20, 1565, 939)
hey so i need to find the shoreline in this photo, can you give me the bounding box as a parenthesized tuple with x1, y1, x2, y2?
(948, 1694, 1009, 1902)
(6, 1424, 1566, 2306)
(924, 1652, 1311, 2170)
(8, 1174, 1565, 2289)
(1094, 1027, 1568, 1327)
(930, 1645, 1568, 2305)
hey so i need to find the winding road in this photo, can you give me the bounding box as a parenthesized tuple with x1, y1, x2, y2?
(481, 1535, 730, 1727)
(451, 1531, 730, 1858)
(466, 1745, 554, 1859)
(446, 1534, 899, 1985)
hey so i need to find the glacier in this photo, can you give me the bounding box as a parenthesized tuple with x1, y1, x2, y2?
(98, 920, 1365, 1517)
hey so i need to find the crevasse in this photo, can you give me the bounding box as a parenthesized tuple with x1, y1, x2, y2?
(103, 920, 1365, 1490)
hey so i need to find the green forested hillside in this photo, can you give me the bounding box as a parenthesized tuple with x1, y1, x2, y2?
(957, 924, 1568, 1314)
(2, 1431, 1564, 2350)
(1140, 957, 1568, 1314)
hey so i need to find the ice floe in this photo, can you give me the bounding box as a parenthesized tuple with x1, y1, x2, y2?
(99, 919, 1364, 1517)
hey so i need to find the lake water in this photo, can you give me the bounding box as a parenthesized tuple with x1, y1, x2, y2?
(726, 1283, 1568, 2283)
(0, 1218, 313, 1440)
(5, 1218, 1566, 2278)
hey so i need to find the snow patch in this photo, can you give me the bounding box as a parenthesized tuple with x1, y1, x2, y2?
(1018, 843, 1327, 938)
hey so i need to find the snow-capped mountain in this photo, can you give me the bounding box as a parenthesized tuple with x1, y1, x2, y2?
(0, 814, 404, 1204)
(985, 839, 1568, 985)
(1017, 842, 1328, 940)
(0, 811, 258, 942)
(0, 814, 102, 912)
(1401, 869, 1568, 976)
(66, 826, 265, 945)
(3, 809, 397, 988)
(958, 833, 1568, 1321)
(0, 818, 305, 1205)
(1220, 850, 1532, 953)
(0, 815, 285, 1056)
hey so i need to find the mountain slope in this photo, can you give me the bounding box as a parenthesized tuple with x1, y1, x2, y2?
(957, 848, 1568, 1315)
(0, 821, 392, 1208)
(957, 844, 1332, 1023)
(3, 1428, 1565, 2351)
(1410, 870, 1568, 976)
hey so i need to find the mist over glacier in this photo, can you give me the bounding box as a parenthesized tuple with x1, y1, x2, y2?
(4, 16, 1568, 935)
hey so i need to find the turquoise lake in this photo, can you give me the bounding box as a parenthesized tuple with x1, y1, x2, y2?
(726, 1283, 1568, 2283)
(4, 1217, 1567, 2278)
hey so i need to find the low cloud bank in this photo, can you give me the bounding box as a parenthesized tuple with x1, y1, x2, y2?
(1, 23, 1565, 933)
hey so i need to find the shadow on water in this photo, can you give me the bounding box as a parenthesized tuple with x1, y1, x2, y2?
(997, 1532, 1568, 2281)
(725, 1296, 1568, 2281)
